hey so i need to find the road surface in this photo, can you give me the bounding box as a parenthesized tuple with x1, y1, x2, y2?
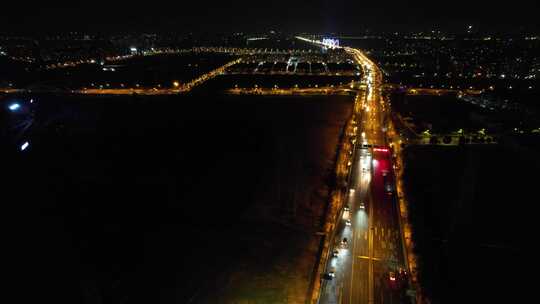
(318, 46, 409, 304)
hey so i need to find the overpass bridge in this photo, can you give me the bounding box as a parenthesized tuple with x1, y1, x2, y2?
(383, 84, 484, 96)
(401, 134, 499, 146)
(225, 86, 357, 96)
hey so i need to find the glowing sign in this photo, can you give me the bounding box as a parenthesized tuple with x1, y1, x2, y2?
(322, 38, 340, 48)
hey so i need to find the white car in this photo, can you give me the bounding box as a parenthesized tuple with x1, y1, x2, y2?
(323, 272, 335, 280)
(345, 219, 352, 226)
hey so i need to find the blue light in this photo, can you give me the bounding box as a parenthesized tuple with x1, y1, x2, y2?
(20, 141, 29, 151)
(8, 103, 21, 111)
(322, 38, 340, 48)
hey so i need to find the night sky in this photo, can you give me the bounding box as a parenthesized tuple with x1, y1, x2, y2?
(1, 0, 539, 34)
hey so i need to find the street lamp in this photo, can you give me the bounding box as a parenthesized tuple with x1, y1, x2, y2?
(8, 103, 20, 111)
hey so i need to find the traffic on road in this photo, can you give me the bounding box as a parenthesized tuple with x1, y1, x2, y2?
(298, 37, 412, 304)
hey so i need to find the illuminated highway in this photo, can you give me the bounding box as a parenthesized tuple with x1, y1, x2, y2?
(226, 85, 356, 96)
(297, 37, 412, 304)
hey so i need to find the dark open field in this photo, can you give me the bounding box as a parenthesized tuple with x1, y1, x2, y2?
(402, 142, 539, 303)
(2, 91, 353, 303)
(0, 52, 235, 89)
(40, 53, 235, 89)
(391, 93, 492, 134)
(389, 91, 540, 136)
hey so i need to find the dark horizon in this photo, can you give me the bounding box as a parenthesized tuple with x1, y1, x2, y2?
(1, 0, 539, 35)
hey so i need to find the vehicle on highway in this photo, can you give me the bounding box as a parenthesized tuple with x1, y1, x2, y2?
(389, 271, 396, 282)
(349, 188, 355, 194)
(323, 267, 336, 280)
(359, 201, 365, 209)
(344, 205, 350, 212)
(382, 170, 394, 194)
(332, 249, 339, 257)
(345, 219, 351, 226)
(323, 272, 335, 280)
(385, 182, 393, 194)
(341, 237, 348, 246)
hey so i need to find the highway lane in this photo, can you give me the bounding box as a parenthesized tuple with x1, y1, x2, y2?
(319, 138, 372, 304)
(355, 48, 407, 304)
(353, 46, 407, 304)
(371, 150, 404, 304)
(345, 147, 372, 304)
(315, 40, 408, 304)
